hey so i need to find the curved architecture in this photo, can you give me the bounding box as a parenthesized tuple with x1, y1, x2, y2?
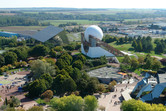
(81, 25, 124, 61)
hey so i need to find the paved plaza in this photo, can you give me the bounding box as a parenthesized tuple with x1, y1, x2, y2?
(0, 71, 37, 110)
(88, 67, 122, 79)
(97, 81, 137, 111)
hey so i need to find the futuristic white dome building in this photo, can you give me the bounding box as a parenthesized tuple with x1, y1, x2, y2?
(81, 25, 124, 62)
(84, 25, 103, 42)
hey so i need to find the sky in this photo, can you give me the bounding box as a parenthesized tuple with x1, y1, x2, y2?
(0, 0, 166, 9)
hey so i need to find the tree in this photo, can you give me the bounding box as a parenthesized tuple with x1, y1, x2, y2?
(13, 47, 28, 61)
(30, 60, 55, 79)
(49, 49, 57, 58)
(84, 95, 98, 111)
(50, 95, 84, 111)
(155, 42, 164, 54)
(137, 41, 143, 52)
(40, 73, 53, 89)
(138, 56, 144, 65)
(122, 55, 131, 64)
(100, 56, 107, 64)
(64, 66, 74, 75)
(108, 80, 117, 92)
(76, 54, 86, 64)
(54, 46, 63, 51)
(63, 78, 77, 93)
(132, 40, 138, 49)
(144, 58, 153, 69)
(41, 90, 53, 100)
(52, 74, 69, 95)
(28, 79, 47, 98)
(131, 58, 139, 69)
(152, 59, 162, 71)
(0, 55, 5, 67)
(97, 84, 106, 93)
(29, 44, 49, 57)
(60, 52, 73, 65)
(72, 60, 83, 70)
(86, 78, 98, 95)
(63, 44, 75, 51)
(56, 59, 68, 70)
(121, 99, 166, 111)
(4, 96, 20, 107)
(3, 51, 17, 65)
(69, 68, 81, 82)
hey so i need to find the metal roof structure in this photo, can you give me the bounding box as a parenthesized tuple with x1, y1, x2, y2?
(141, 82, 166, 102)
(31, 26, 63, 42)
(136, 84, 152, 98)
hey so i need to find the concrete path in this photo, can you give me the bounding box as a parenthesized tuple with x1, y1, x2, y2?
(97, 82, 137, 111)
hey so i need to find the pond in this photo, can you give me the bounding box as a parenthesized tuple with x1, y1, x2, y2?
(0, 50, 6, 54)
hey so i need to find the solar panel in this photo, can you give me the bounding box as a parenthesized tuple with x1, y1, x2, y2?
(31, 26, 63, 42)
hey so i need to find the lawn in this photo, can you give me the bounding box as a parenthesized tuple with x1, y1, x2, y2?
(6, 67, 29, 73)
(36, 97, 58, 105)
(0, 80, 11, 85)
(40, 20, 102, 26)
(109, 42, 133, 51)
(109, 42, 166, 59)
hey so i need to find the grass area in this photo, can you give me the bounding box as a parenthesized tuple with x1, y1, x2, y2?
(36, 98, 58, 105)
(0, 80, 11, 85)
(134, 68, 142, 76)
(109, 41, 166, 59)
(6, 67, 28, 74)
(109, 42, 133, 51)
(0, 26, 46, 32)
(36, 98, 49, 105)
(40, 20, 102, 26)
(117, 56, 124, 63)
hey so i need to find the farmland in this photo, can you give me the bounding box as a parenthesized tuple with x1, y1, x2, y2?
(40, 20, 102, 26)
(0, 26, 46, 32)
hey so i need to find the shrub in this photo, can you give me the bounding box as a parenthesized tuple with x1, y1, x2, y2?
(27, 106, 43, 111)
(41, 90, 53, 100)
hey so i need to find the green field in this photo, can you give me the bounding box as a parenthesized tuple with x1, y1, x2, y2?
(40, 20, 102, 26)
(109, 42, 132, 51)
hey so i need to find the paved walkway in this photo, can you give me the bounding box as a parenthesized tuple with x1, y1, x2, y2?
(97, 82, 137, 111)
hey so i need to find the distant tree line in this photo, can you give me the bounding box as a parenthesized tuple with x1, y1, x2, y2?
(102, 35, 134, 44)
(16, 11, 166, 21)
(2, 10, 166, 26)
(0, 16, 50, 26)
(58, 22, 78, 27)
